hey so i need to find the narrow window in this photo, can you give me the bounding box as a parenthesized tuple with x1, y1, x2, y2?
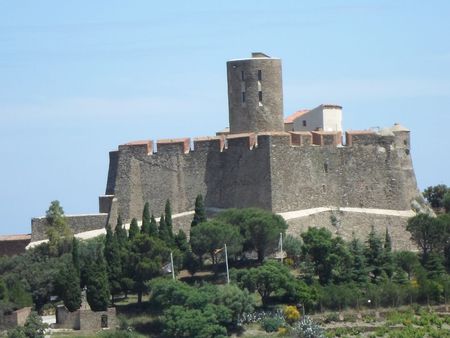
(302, 120, 307, 127)
(242, 92, 246, 103)
(241, 71, 245, 81)
(258, 70, 262, 81)
(322, 184, 326, 193)
(258, 91, 263, 102)
(324, 163, 328, 173)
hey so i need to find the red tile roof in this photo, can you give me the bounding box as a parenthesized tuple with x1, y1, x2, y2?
(284, 109, 309, 123)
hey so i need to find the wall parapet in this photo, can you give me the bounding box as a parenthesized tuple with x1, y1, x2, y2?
(115, 126, 404, 158)
(311, 131, 342, 146)
(31, 214, 108, 242)
(289, 131, 312, 146)
(157, 138, 190, 154)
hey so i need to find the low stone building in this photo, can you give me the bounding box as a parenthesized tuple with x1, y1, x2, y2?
(0, 307, 31, 330)
(54, 293, 116, 331)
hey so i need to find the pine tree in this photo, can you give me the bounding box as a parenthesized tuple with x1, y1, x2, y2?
(349, 237, 368, 284)
(149, 214, 158, 237)
(141, 202, 151, 235)
(191, 194, 207, 227)
(165, 200, 174, 238)
(365, 226, 385, 283)
(129, 218, 139, 240)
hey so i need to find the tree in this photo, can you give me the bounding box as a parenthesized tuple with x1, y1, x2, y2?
(349, 237, 368, 284)
(301, 227, 334, 284)
(393, 251, 420, 280)
(85, 249, 110, 311)
(141, 202, 151, 235)
(232, 261, 297, 306)
(165, 200, 174, 239)
(162, 305, 227, 338)
(158, 214, 171, 244)
(149, 214, 158, 237)
(407, 214, 447, 262)
(218, 208, 288, 262)
(72, 237, 80, 276)
(7, 311, 47, 338)
(56, 258, 81, 311)
(129, 218, 139, 240)
(190, 220, 243, 265)
(283, 235, 302, 266)
(423, 184, 449, 209)
(104, 224, 123, 302)
(129, 234, 170, 303)
(174, 229, 189, 253)
(191, 194, 207, 227)
(444, 192, 450, 213)
(382, 228, 394, 278)
(114, 215, 128, 247)
(365, 226, 385, 283)
(45, 200, 73, 256)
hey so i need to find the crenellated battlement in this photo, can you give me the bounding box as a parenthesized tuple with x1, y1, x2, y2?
(157, 138, 191, 154)
(116, 125, 406, 158)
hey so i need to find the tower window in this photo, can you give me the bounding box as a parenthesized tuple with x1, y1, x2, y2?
(302, 120, 307, 127)
(241, 71, 245, 81)
(242, 92, 246, 103)
(258, 91, 262, 102)
(324, 163, 328, 173)
(258, 70, 262, 81)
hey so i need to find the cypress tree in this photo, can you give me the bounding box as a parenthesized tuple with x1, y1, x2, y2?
(175, 229, 189, 252)
(114, 215, 127, 247)
(149, 214, 158, 237)
(104, 224, 123, 302)
(158, 214, 170, 243)
(141, 202, 151, 235)
(129, 218, 139, 240)
(72, 237, 80, 276)
(382, 228, 394, 278)
(165, 200, 173, 238)
(86, 248, 110, 311)
(191, 194, 207, 227)
(57, 260, 81, 312)
(384, 227, 392, 252)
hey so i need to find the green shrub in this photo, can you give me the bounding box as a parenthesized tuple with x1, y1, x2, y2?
(261, 317, 284, 332)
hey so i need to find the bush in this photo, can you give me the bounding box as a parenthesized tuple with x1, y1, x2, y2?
(291, 316, 325, 338)
(261, 317, 284, 332)
(283, 305, 300, 324)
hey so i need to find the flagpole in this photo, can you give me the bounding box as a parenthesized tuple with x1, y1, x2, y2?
(170, 251, 175, 280)
(224, 244, 230, 284)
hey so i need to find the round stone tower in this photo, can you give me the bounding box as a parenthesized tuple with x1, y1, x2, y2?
(227, 52, 284, 134)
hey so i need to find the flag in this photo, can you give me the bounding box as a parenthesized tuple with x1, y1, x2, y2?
(213, 247, 224, 255)
(161, 262, 172, 274)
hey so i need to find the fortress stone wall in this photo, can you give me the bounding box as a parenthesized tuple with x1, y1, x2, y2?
(26, 52, 423, 250)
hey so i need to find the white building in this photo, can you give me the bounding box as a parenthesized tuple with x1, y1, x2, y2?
(284, 104, 342, 132)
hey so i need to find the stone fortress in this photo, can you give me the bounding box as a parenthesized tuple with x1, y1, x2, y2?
(30, 52, 424, 250)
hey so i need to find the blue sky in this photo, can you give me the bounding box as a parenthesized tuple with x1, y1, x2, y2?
(1, 1, 449, 235)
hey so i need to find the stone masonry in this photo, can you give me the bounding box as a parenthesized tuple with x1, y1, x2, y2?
(28, 52, 423, 250)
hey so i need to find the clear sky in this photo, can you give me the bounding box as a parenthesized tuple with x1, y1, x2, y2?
(1, 1, 449, 235)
